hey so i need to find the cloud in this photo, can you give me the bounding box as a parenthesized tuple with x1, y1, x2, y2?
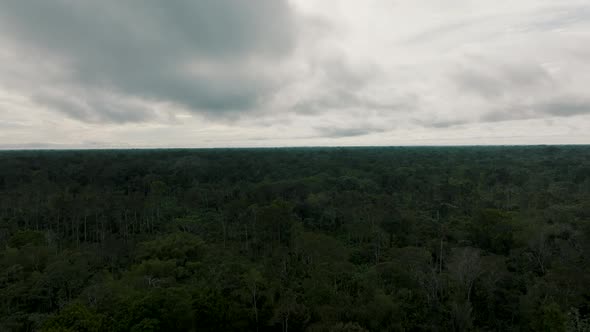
(1, 0, 590, 147)
(0, 0, 298, 122)
(481, 97, 590, 123)
(281, 56, 413, 115)
(402, 2, 590, 46)
(0, 142, 119, 150)
(421, 119, 469, 129)
(32, 92, 157, 124)
(539, 98, 590, 117)
(452, 59, 553, 100)
(313, 125, 386, 138)
(0, 120, 27, 129)
(445, 49, 590, 125)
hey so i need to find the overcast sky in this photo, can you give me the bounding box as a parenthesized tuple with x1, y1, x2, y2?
(1, 0, 589, 148)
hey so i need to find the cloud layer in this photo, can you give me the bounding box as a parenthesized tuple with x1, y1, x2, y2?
(0, 0, 589, 147)
(0, 0, 298, 121)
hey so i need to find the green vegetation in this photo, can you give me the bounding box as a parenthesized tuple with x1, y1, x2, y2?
(0, 146, 589, 331)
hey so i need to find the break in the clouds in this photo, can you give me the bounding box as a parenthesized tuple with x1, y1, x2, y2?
(0, 0, 589, 147)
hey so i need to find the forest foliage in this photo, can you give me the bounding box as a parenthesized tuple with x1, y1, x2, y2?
(0, 146, 589, 331)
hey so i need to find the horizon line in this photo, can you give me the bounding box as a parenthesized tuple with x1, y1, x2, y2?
(1, 143, 590, 152)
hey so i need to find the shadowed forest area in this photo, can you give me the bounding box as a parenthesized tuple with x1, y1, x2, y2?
(1, 146, 589, 331)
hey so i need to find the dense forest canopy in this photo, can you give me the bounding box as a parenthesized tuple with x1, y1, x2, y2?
(0, 146, 589, 331)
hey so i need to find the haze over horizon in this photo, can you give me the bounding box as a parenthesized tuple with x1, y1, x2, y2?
(1, 0, 589, 148)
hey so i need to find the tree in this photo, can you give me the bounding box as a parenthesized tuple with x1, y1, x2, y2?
(380, 207, 403, 248)
(42, 302, 104, 332)
(448, 247, 482, 302)
(243, 268, 265, 332)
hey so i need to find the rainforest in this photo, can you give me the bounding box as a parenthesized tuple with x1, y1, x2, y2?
(0, 146, 589, 331)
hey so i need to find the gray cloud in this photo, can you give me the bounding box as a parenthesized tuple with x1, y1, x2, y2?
(421, 119, 469, 129)
(287, 57, 411, 115)
(539, 98, 590, 117)
(313, 125, 387, 138)
(447, 54, 590, 125)
(525, 5, 590, 31)
(32, 92, 156, 124)
(481, 97, 590, 123)
(292, 90, 406, 115)
(0, 0, 297, 122)
(452, 59, 553, 100)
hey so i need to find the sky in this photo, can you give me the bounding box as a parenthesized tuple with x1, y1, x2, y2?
(0, 0, 589, 148)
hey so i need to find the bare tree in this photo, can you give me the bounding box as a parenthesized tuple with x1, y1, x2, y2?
(526, 226, 553, 275)
(448, 247, 482, 302)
